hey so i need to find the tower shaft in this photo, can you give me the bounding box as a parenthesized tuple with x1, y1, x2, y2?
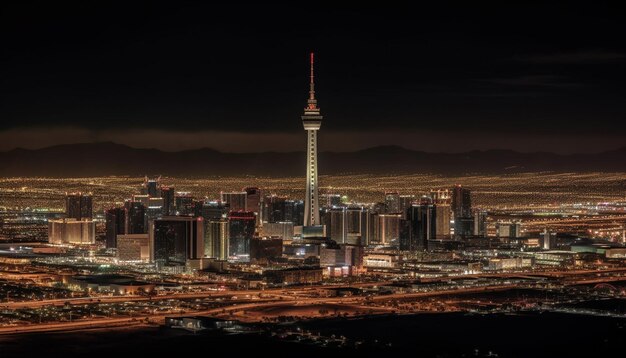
(302, 52, 323, 227)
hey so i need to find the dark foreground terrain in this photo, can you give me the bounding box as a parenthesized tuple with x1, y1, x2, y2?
(1, 312, 624, 358)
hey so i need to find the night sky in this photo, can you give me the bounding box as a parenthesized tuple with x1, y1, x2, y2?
(1, 2, 625, 153)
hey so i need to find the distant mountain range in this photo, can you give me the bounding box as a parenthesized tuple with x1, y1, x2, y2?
(0, 142, 624, 177)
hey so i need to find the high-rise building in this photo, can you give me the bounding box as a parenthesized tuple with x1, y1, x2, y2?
(263, 195, 289, 223)
(205, 218, 229, 260)
(452, 185, 473, 238)
(430, 189, 451, 205)
(105, 207, 126, 248)
(346, 206, 371, 246)
(402, 202, 436, 251)
(142, 177, 160, 197)
(175, 192, 194, 216)
(228, 211, 255, 260)
(320, 193, 342, 208)
(244, 187, 261, 223)
(125, 200, 146, 234)
(220, 191, 247, 212)
(398, 195, 415, 219)
(473, 209, 488, 237)
(292, 200, 305, 226)
(151, 216, 204, 266)
(132, 194, 150, 208)
(327, 207, 347, 244)
(385, 192, 401, 213)
(435, 204, 451, 239)
(260, 221, 294, 239)
(201, 200, 228, 220)
(375, 213, 401, 246)
(48, 218, 95, 245)
(302, 52, 323, 227)
(452, 185, 472, 218)
(65, 193, 93, 220)
(160, 186, 175, 216)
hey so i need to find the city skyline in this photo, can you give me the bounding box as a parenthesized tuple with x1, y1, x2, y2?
(1, 3, 626, 357)
(1, 3, 625, 153)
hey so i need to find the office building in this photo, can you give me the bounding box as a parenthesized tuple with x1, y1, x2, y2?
(228, 211, 255, 260)
(401, 201, 436, 251)
(346, 206, 372, 246)
(473, 209, 488, 237)
(452, 185, 473, 238)
(175, 192, 194, 216)
(244, 187, 261, 223)
(327, 207, 347, 243)
(375, 213, 401, 246)
(398, 195, 415, 219)
(142, 177, 160, 197)
(125, 200, 146, 234)
(201, 200, 228, 220)
(221, 191, 247, 212)
(260, 221, 294, 239)
(105, 207, 126, 248)
(385, 192, 401, 213)
(320, 193, 342, 208)
(65, 192, 92, 220)
(160, 186, 176, 216)
(435, 204, 451, 239)
(205, 218, 229, 260)
(151, 216, 204, 266)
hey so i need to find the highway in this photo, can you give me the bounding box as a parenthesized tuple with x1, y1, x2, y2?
(2, 268, 626, 335)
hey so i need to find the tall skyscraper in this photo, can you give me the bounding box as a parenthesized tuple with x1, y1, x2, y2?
(220, 191, 247, 212)
(452, 185, 473, 238)
(431, 189, 452, 239)
(201, 200, 228, 221)
(125, 200, 146, 234)
(302, 52, 323, 227)
(341, 206, 371, 246)
(105, 207, 126, 248)
(175, 192, 194, 215)
(65, 192, 92, 220)
(142, 177, 160, 197)
(244, 187, 261, 223)
(452, 185, 472, 218)
(402, 201, 437, 251)
(327, 207, 347, 244)
(473, 209, 488, 237)
(151, 216, 204, 266)
(205, 218, 229, 260)
(384, 192, 401, 213)
(398, 195, 415, 219)
(227, 211, 255, 260)
(160, 186, 175, 216)
(375, 213, 401, 246)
